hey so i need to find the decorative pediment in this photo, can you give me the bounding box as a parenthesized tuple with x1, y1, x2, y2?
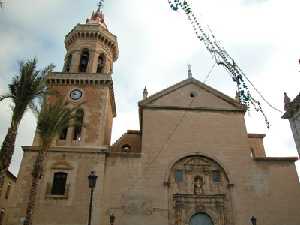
(139, 78, 245, 112)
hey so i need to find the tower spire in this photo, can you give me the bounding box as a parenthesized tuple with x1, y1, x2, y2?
(86, 0, 107, 28)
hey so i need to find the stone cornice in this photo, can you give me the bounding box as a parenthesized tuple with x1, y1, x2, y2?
(46, 72, 116, 117)
(141, 105, 245, 113)
(47, 72, 112, 84)
(22, 146, 109, 154)
(65, 23, 118, 61)
(253, 156, 298, 162)
(248, 133, 266, 138)
(108, 152, 142, 158)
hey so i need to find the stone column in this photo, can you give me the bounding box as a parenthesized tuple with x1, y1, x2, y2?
(70, 50, 81, 73)
(88, 50, 97, 73)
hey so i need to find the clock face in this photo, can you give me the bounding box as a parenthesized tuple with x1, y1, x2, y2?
(70, 89, 83, 101)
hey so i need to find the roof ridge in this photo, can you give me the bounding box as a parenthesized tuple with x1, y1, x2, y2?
(112, 132, 127, 146)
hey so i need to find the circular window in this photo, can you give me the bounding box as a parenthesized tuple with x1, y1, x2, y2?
(122, 144, 131, 152)
(190, 91, 197, 98)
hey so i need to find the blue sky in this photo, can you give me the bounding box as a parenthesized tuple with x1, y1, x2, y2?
(0, 0, 299, 175)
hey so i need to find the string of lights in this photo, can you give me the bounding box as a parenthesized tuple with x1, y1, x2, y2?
(168, 0, 284, 128)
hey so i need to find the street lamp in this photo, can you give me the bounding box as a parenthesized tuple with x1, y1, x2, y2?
(88, 171, 98, 225)
(250, 216, 257, 225)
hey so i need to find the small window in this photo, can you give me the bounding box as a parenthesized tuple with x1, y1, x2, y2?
(122, 144, 131, 152)
(51, 172, 67, 195)
(5, 182, 11, 199)
(175, 170, 183, 183)
(73, 109, 84, 141)
(59, 127, 68, 140)
(0, 209, 4, 225)
(79, 49, 89, 72)
(212, 170, 221, 182)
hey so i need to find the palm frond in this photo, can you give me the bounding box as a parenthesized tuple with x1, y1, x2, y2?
(36, 98, 82, 148)
(4, 58, 55, 125)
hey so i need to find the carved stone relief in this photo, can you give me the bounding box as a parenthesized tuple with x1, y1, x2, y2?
(168, 156, 233, 225)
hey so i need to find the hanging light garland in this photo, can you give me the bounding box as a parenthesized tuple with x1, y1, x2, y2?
(167, 0, 282, 128)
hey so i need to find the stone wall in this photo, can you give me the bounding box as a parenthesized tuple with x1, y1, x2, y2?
(6, 147, 107, 225)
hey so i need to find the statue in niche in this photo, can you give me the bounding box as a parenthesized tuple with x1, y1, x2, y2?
(194, 176, 204, 194)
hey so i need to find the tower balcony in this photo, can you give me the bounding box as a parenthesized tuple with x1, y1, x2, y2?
(46, 72, 113, 86)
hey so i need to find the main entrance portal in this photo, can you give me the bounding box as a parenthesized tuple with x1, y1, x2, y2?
(168, 155, 233, 225)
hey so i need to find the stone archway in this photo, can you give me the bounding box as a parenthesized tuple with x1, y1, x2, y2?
(168, 155, 233, 225)
(189, 213, 214, 225)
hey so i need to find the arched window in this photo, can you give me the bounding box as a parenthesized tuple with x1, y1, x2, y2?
(212, 170, 221, 182)
(97, 54, 106, 73)
(51, 172, 67, 195)
(79, 49, 89, 72)
(64, 54, 72, 72)
(189, 213, 214, 225)
(73, 109, 84, 141)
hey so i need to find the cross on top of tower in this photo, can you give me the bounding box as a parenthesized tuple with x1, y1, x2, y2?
(97, 0, 104, 11)
(86, 0, 107, 28)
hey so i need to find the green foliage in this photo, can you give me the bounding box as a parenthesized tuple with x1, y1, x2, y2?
(0, 58, 55, 128)
(35, 98, 81, 149)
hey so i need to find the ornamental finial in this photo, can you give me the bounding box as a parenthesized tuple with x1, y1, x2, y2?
(188, 64, 192, 79)
(143, 86, 148, 100)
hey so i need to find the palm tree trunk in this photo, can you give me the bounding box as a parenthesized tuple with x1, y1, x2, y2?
(23, 148, 46, 225)
(0, 126, 18, 195)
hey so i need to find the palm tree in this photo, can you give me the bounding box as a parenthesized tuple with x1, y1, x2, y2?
(24, 98, 81, 225)
(0, 59, 54, 191)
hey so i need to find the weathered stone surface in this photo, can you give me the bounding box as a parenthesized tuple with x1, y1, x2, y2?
(4, 7, 300, 225)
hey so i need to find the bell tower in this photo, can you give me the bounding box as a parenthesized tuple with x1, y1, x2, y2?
(7, 5, 120, 225)
(34, 4, 119, 148)
(63, 5, 118, 74)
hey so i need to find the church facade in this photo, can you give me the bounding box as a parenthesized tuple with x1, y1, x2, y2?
(5, 6, 300, 225)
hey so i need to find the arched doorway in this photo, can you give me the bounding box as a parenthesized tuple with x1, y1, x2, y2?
(190, 213, 214, 225)
(168, 155, 233, 225)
